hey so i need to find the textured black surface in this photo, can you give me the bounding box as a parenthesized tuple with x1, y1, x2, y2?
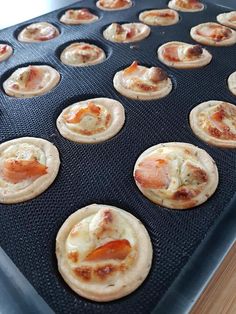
(0, 1, 236, 313)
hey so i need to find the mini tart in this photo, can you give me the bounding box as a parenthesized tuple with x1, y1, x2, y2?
(56, 204, 153, 301)
(3, 65, 60, 98)
(228, 71, 236, 96)
(0, 44, 13, 62)
(56, 98, 125, 144)
(96, 0, 132, 11)
(0, 137, 60, 204)
(60, 42, 106, 67)
(103, 23, 150, 43)
(113, 61, 172, 100)
(168, 0, 204, 12)
(190, 22, 236, 46)
(134, 142, 218, 210)
(190, 100, 236, 148)
(157, 41, 212, 69)
(217, 11, 236, 30)
(60, 8, 98, 25)
(18, 22, 59, 43)
(139, 9, 179, 26)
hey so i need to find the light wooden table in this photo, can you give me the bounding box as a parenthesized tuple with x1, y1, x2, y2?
(191, 242, 236, 314)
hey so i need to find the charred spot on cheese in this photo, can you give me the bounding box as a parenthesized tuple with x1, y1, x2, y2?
(68, 251, 79, 263)
(185, 45, 203, 58)
(94, 264, 115, 280)
(148, 67, 168, 83)
(186, 164, 208, 184)
(197, 25, 232, 41)
(173, 188, 198, 200)
(74, 266, 92, 281)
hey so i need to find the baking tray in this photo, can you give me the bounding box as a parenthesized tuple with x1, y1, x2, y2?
(0, 0, 236, 313)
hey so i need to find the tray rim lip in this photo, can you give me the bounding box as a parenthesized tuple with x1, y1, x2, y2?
(0, 0, 236, 313)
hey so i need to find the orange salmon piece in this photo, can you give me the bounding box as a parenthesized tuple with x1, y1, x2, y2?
(135, 158, 170, 189)
(3, 159, 47, 184)
(65, 102, 101, 124)
(85, 239, 131, 261)
(123, 61, 138, 75)
(163, 45, 180, 62)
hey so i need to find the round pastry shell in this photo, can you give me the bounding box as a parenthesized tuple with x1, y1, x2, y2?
(56, 97, 125, 143)
(157, 41, 212, 69)
(228, 71, 236, 96)
(0, 45, 13, 62)
(60, 43, 106, 67)
(96, 0, 132, 11)
(60, 10, 99, 25)
(18, 22, 59, 43)
(0, 137, 60, 204)
(56, 204, 153, 302)
(190, 100, 236, 148)
(113, 66, 172, 100)
(103, 23, 150, 43)
(217, 12, 236, 30)
(3, 65, 60, 98)
(190, 22, 236, 46)
(133, 142, 219, 209)
(139, 9, 179, 26)
(168, 0, 204, 12)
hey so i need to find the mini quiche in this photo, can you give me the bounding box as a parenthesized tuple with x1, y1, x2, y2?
(56, 98, 125, 144)
(134, 142, 218, 210)
(60, 8, 98, 25)
(139, 9, 179, 26)
(190, 100, 236, 148)
(157, 41, 212, 69)
(217, 11, 236, 30)
(18, 22, 59, 43)
(60, 42, 106, 67)
(3, 65, 60, 98)
(56, 204, 153, 301)
(113, 61, 172, 100)
(0, 137, 60, 204)
(228, 71, 236, 96)
(0, 44, 13, 62)
(103, 23, 150, 43)
(96, 0, 132, 11)
(190, 22, 236, 46)
(168, 0, 204, 12)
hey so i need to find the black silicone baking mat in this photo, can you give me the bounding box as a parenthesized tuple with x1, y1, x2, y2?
(0, 0, 236, 313)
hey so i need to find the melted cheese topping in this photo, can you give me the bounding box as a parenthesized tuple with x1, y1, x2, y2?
(139, 9, 179, 26)
(63, 102, 111, 135)
(197, 102, 236, 140)
(103, 23, 150, 43)
(60, 43, 105, 66)
(134, 145, 211, 206)
(60, 9, 98, 24)
(0, 143, 46, 191)
(66, 208, 137, 282)
(18, 22, 59, 42)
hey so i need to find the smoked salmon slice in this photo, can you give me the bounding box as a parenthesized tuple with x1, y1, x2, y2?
(123, 61, 138, 75)
(3, 159, 47, 184)
(135, 158, 170, 189)
(163, 45, 179, 62)
(65, 102, 101, 124)
(85, 239, 131, 261)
